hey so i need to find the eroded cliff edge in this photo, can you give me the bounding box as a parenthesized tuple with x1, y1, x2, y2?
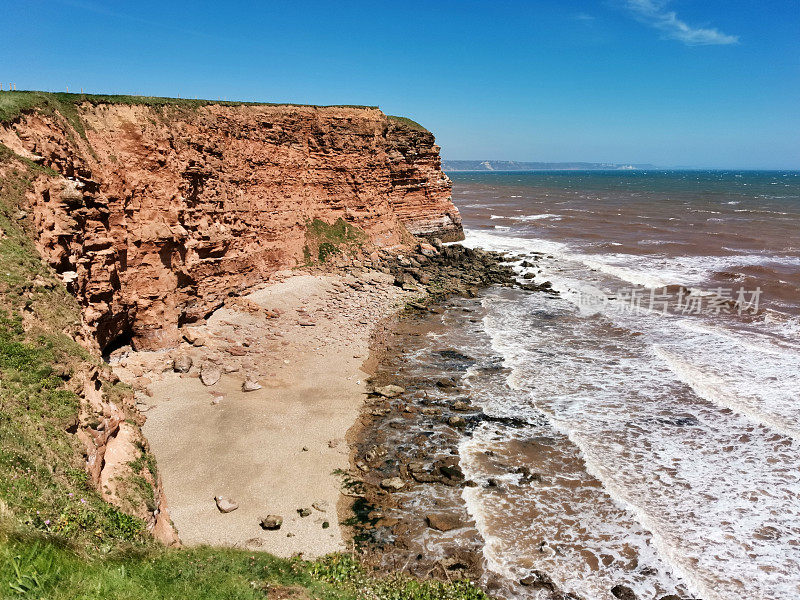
(0, 98, 463, 352)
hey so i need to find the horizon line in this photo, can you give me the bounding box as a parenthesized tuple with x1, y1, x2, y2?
(442, 161, 800, 172)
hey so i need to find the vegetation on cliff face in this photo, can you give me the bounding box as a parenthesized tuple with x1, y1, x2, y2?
(0, 138, 484, 598)
(304, 218, 368, 264)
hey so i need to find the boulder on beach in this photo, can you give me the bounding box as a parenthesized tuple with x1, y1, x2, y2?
(380, 477, 405, 491)
(173, 354, 192, 373)
(200, 364, 222, 386)
(611, 585, 638, 600)
(519, 570, 556, 590)
(242, 379, 262, 392)
(448, 415, 467, 428)
(182, 328, 201, 344)
(418, 242, 438, 257)
(393, 272, 417, 289)
(364, 444, 387, 466)
(425, 513, 463, 532)
(214, 496, 239, 513)
(408, 462, 440, 484)
(373, 385, 405, 398)
(438, 463, 465, 482)
(260, 515, 283, 530)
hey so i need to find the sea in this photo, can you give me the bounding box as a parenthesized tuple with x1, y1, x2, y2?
(428, 170, 800, 600)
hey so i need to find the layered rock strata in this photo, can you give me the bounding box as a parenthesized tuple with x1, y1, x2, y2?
(1, 101, 462, 351)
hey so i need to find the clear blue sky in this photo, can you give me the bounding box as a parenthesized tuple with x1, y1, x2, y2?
(3, 0, 798, 168)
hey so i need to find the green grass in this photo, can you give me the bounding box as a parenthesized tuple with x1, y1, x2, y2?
(0, 90, 380, 126)
(306, 218, 368, 246)
(304, 218, 367, 264)
(387, 115, 429, 133)
(0, 92, 91, 141)
(0, 91, 428, 141)
(0, 531, 487, 600)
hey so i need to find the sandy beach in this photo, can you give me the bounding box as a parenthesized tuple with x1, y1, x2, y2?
(113, 270, 412, 558)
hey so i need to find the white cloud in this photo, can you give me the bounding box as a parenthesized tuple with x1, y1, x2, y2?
(624, 0, 739, 46)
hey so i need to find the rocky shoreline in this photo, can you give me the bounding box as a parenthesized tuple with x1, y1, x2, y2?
(340, 242, 594, 599)
(346, 301, 596, 600)
(343, 244, 677, 600)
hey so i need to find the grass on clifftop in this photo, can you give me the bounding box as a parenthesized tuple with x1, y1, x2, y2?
(387, 115, 429, 132)
(0, 91, 430, 138)
(0, 145, 486, 599)
(0, 90, 381, 125)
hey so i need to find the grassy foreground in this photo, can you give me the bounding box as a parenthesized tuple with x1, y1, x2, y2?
(0, 530, 485, 600)
(0, 113, 478, 597)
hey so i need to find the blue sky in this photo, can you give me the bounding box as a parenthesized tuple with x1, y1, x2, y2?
(2, 0, 798, 168)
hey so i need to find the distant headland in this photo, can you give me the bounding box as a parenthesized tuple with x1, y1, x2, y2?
(442, 160, 658, 171)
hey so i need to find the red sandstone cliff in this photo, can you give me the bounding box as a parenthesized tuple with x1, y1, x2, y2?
(0, 101, 463, 351)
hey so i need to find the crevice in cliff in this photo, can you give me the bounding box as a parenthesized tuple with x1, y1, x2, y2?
(101, 330, 134, 361)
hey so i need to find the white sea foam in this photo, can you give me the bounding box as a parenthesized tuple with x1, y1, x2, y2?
(489, 213, 562, 221)
(464, 228, 800, 290)
(654, 346, 800, 440)
(462, 229, 569, 256)
(474, 289, 800, 599)
(514, 213, 562, 221)
(460, 425, 686, 600)
(636, 239, 676, 245)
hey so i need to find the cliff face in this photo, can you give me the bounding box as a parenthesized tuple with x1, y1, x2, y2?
(385, 120, 462, 240)
(0, 101, 462, 351)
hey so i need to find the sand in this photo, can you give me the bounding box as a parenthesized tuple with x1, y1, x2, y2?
(113, 271, 411, 557)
